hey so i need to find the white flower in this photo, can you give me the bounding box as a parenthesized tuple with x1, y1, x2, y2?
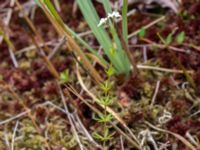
(108, 11, 121, 18)
(97, 18, 108, 27)
(97, 11, 121, 27)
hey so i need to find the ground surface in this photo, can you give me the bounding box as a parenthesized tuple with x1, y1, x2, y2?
(0, 0, 200, 149)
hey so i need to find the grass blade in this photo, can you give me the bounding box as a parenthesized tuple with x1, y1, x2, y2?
(122, 0, 128, 45)
(37, 0, 103, 83)
(77, 0, 131, 74)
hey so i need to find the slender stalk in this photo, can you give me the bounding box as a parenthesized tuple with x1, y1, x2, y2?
(11, 121, 19, 150)
(114, 23, 138, 76)
(103, 98, 107, 149)
(16, 0, 51, 53)
(39, 0, 103, 84)
(27, 32, 60, 78)
(122, 0, 128, 45)
(0, 26, 18, 68)
(128, 16, 165, 39)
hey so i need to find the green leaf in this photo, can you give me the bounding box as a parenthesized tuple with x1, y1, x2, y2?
(176, 31, 185, 44)
(99, 80, 112, 94)
(77, 0, 131, 74)
(102, 0, 112, 13)
(122, 0, 128, 45)
(60, 69, 69, 83)
(94, 113, 113, 123)
(139, 27, 146, 38)
(93, 132, 104, 140)
(34, 0, 41, 6)
(166, 33, 173, 45)
(106, 65, 115, 77)
(42, 0, 64, 27)
(65, 25, 108, 66)
(98, 96, 113, 106)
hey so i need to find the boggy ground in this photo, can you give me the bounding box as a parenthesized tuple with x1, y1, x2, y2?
(0, 0, 200, 149)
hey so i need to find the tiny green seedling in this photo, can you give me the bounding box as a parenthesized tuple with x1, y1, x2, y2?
(60, 69, 70, 83)
(93, 67, 115, 148)
(106, 65, 115, 78)
(157, 28, 177, 46)
(99, 81, 113, 95)
(93, 128, 114, 142)
(176, 31, 185, 44)
(139, 27, 146, 38)
(98, 96, 113, 106)
(158, 30, 185, 46)
(165, 32, 173, 45)
(94, 113, 113, 123)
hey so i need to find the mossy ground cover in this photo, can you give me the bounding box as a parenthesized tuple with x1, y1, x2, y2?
(0, 0, 200, 149)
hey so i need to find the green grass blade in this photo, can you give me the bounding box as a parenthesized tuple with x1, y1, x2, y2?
(65, 25, 108, 66)
(101, 0, 131, 73)
(102, 0, 112, 13)
(40, 0, 131, 74)
(34, 0, 41, 7)
(122, 0, 128, 45)
(42, 0, 65, 27)
(77, 0, 128, 73)
(36, 0, 108, 66)
(101, 0, 124, 51)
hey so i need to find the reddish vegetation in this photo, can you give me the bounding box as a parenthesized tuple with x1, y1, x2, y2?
(120, 75, 144, 100)
(0, 0, 200, 149)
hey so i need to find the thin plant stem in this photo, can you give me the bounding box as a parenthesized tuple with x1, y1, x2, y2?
(11, 120, 19, 150)
(38, 0, 103, 84)
(65, 83, 141, 149)
(16, 0, 51, 53)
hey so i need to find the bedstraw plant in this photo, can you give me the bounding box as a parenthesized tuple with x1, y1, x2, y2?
(93, 66, 115, 150)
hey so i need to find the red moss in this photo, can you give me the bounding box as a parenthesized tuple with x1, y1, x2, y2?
(193, 69, 200, 92)
(36, 68, 53, 81)
(43, 81, 58, 96)
(155, 77, 176, 105)
(53, 56, 73, 72)
(0, 42, 10, 63)
(4, 68, 34, 92)
(0, 100, 23, 114)
(146, 27, 159, 42)
(9, 100, 23, 114)
(35, 107, 48, 124)
(120, 75, 144, 100)
(157, 50, 177, 68)
(166, 116, 189, 136)
(0, 101, 9, 112)
(126, 111, 144, 126)
(170, 99, 190, 116)
(188, 3, 200, 16)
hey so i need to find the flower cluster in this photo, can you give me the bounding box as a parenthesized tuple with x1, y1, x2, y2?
(97, 11, 121, 27)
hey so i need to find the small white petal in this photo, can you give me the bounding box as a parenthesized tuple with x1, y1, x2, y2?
(97, 18, 107, 27)
(112, 11, 121, 18)
(107, 11, 121, 19)
(98, 11, 121, 27)
(108, 13, 113, 18)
